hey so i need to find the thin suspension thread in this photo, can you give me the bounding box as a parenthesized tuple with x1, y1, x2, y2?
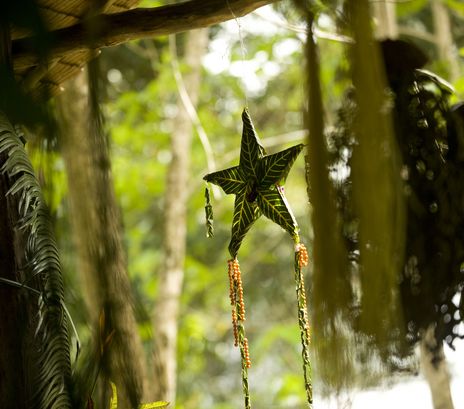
(226, 0, 248, 107)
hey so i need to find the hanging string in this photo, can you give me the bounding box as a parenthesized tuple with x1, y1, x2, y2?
(223, 5, 251, 406)
(226, 0, 248, 108)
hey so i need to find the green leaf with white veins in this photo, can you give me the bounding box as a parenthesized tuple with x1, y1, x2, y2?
(204, 108, 303, 258)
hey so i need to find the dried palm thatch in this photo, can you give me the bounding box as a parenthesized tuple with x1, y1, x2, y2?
(10, 0, 276, 98)
(11, 0, 139, 97)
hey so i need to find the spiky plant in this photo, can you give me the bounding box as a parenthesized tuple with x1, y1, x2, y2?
(0, 111, 72, 408)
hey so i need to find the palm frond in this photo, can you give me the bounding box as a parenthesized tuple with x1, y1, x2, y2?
(0, 111, 72, 409)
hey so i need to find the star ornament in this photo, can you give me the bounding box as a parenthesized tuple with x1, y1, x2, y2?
(204, 108, 304, 258)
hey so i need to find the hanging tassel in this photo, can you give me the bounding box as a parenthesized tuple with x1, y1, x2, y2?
(204, 184, 214, 237)
(228, 259, 251, 409)
(294, 242, 313, 408)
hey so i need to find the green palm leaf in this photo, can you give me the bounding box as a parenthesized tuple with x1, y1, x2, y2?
(257, 187, 299, 239)
(0, 112, 72, 409)
(260, 144, 304, 186)
(229, 188, 261, 258)
(239, 108, 265, 178)
(204, 166, 245, 194)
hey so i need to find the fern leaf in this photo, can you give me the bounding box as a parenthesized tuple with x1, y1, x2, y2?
(0, 111, 72, 408)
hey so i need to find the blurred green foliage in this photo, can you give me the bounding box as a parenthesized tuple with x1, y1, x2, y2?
(38, 13, 314, 408)
(27, 1, 464, 407)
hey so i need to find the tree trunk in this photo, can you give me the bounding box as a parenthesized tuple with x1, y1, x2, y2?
(0, 25, 24, 408)
(57, 68, 147, 408)
(0, 24, 41, 409)
(372, 0, 398, 39)
(431, 0, 459, 82)
(152, 28, 208, 404)
(420, 325, 455, 409)
(0, 153, 29, 409)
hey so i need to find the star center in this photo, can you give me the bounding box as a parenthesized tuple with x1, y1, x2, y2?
(246, 178, 259, 203)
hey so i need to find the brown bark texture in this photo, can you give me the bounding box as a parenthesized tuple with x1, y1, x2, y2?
(420, 326, 455, 409)
(0, 154, 29, 409)
(152, 28, 209, 404)
(0, 24, 36, 409)
(57, 69, 147, 408)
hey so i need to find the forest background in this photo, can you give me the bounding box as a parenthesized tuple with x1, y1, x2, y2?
(5, 0, 464, 408)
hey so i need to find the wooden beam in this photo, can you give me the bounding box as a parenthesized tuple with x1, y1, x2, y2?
(12, 0, 277, 70)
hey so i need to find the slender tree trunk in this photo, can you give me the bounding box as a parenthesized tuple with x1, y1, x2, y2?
(0, 24, 35, 409)
(372, 0, 398, 39)
(57, 69, 148, 408)
(0, 153, 28, 409)
(420, 325, 455, 409)
(0, 25, 21, 409)
(152, 28, 208, 404)
(431, 0, 459, 82)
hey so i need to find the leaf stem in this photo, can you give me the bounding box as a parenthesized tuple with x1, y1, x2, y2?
(294, 243, 313, 408)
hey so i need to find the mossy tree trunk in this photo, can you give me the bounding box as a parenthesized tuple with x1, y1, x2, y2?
(0, 154, 30, 409)
(57, 68, 148, 408)
(0, 24, 35, 409)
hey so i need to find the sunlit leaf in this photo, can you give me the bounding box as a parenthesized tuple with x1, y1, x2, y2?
(446, 0, 464, 18)
(396, 0, 427, 17)
(260, 144, 304, 186)
(257, 187, 298, 239)
(109, 382, 118, 409)
(229, 189, 261, 257)
(204, 166, 245, 194)
(239, 108, 266, 178)
(139, 401, 170, 408)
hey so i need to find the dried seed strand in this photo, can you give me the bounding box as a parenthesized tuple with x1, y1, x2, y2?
(236, 269, 246, 321)
(243, 337, 251, 368)
(232, 309, 239, 347)
(228, 260, 236, 305)
(297, 243, 309, 268)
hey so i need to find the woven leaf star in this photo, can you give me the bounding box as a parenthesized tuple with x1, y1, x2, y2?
(204, 108, 304, 258)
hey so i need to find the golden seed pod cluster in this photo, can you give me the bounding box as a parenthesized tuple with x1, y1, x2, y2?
(243, 337, 251, 368)
(297, 243, 309, 268)
(227, 258, 251, 366)
(232, 309, 239, 347)
(228, 259, 236, 305)
(228, 259, 246, 322)
(296, 243, 311, 344)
